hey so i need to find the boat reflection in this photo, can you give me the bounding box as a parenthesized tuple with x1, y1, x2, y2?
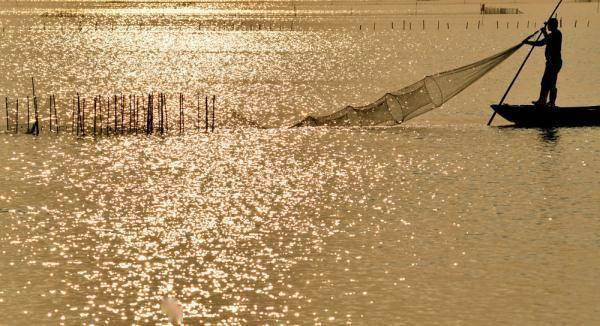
(538, 127, 560, 144)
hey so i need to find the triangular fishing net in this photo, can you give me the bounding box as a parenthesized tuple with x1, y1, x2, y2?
(293, 44, 522, 127)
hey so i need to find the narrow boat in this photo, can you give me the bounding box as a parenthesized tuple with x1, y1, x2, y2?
(490, 104, 600, 127)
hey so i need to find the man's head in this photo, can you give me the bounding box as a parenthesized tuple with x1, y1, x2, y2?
(547, 18, 559, 31)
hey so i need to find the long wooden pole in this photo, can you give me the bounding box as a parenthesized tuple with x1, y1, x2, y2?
(487, 0, 564, 126)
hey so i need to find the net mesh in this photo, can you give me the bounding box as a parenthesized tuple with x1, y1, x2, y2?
(293, 44, 522, 127)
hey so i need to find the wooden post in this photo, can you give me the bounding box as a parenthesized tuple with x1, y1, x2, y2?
(141, 95, 146, 134)
(26, 96, 30, 131)
(205, 95, 208, 132)
(49, 95, 52, 131)
(121, 95, 125, 134)
(76, 93, 81, 136)
(147, 93, 153, 134)
(82, 99, 86, 136)
(32, 78, 39, 135)
(106, 96, 110, 136)
(71, 97, 76, 133)
(99, 96, 103, 136)
(163, 93, 166, 134)
(33, 96, 39, 135)
(113, 95, 118, 133)
(4, 97, 8, 132)
(93, 96, 97, 136)
(128, 94, 132, 133)
(135, 95, 139, 134)
(161, 93, 165, 134)
(15, 98, 18, 134)
(53, 95, 58, 133)
(211, 95, 215, 132)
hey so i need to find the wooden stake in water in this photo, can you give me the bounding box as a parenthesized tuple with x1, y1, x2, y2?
(211, 95, 215, 132)
(179, 93, 183, 134)
(197, 93, 200, 131)
(128, 94, 132, 133)
(33, 96, 39, 135)
(121, 95, 125, 134)
(142, 95, 146, 134)
(71, 98, 76, 133)
(26, 96, 30, 131)
(146, 94, 153, 134)
(106, 96, 110, 135)
(99, 96, 103, 136)
(82, 98, 86, 136)
(76, 93, 81, 136)
(4, 97, 8, 132)
(135, 95, 139, 134)
(160, 93, 165, 134)
(15, 98, 19, 134)
(49, 95, 53, 132)
(163, 93, 168, 132)
(32, 78, 39, 135)
(53, 95, 58, 134)
(205, 95, 208, 132)
(93, 96, 97, 136)
(113, 95, 118, 133)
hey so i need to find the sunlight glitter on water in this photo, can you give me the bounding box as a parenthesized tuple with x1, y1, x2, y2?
(1, 1, 600, 324)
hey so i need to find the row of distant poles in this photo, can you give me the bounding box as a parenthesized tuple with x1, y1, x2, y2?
(0, 21, 299, 33)
(3, 79, 217, 137)
(0, 17, 593, 33)
(359, 17, 592, 31)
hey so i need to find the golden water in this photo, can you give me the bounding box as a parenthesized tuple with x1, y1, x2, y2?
(1, 1, 599, 324)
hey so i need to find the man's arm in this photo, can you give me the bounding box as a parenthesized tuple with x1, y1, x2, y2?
(524, 38, 547, 47)
(523, 28, 548, 46)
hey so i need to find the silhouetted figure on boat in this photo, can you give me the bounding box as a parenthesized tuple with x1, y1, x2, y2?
(523, 18, 562, 108)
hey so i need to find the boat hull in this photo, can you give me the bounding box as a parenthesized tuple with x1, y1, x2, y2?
(491, 104, 600, 127)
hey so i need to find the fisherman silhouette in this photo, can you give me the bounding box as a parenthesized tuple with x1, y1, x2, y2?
(523, 18, 562, 108)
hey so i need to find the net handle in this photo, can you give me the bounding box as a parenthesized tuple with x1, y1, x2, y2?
(487, 0, 564, 126)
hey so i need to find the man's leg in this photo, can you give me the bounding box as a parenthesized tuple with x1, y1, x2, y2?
(534, 64, 552, 107)
(547, 63, 561, 107)
(549, 87, 557, 107)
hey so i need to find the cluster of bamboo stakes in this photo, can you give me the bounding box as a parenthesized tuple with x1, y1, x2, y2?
(360, 17, 592, 31)
(3, 82, 218, 137)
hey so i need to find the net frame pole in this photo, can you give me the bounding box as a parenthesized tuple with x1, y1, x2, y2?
(487, 0, 564, 126)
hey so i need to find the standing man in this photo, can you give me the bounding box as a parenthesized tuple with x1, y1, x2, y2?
(524, 18, 562, 108)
